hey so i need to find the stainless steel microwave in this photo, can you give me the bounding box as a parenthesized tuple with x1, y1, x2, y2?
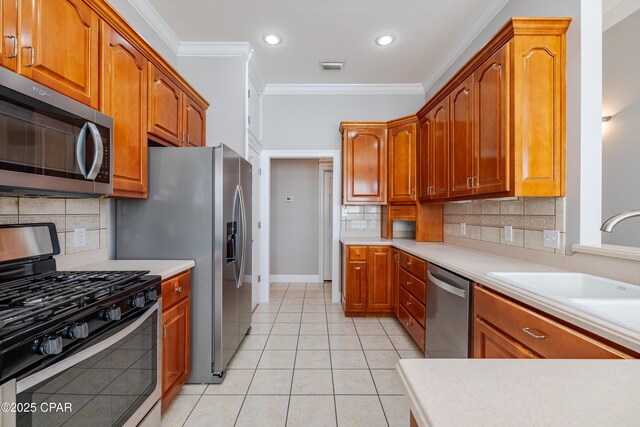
(0, 66, 113, 196)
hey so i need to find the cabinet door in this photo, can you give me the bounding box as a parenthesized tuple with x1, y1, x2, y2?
(388, 122, 417, 203)
(183, 94, 206, 147)
(343, 127, 386, 204)
(345, 261, 367, 313)
(474, 317, 538, 359)
(19, 0, 99, 108)
(162, 298, 190, 406)
(473, 45, 509, 195)
(0, 0, 17, 71)
(430, 99, 449, 199)
(148, 64, 183, 146)
(367, 246, 392, 312)
(417, 115, 432, 201)
(101, 24, 148, 198)
(449, 76, 474, 197)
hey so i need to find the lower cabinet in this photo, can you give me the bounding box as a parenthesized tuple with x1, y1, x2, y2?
(473, 285, 636, 359)
(161, 270, 191, 410)
(342, 245, 393, 316)
(395, 251, 427, 352)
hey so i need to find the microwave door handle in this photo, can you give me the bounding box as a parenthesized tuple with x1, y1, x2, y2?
(85, 122, 104, 180)
(76, 123, 89, 178)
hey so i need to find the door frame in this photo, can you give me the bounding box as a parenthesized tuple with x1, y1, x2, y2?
(247, 145, 260, 310)
(318, 162, 333, 282)
(260, 150, 341, 303)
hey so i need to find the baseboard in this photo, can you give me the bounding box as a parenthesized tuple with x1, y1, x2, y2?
(270, 274, 321, 284)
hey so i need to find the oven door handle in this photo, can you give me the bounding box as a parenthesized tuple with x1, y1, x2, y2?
(16, 302, 158, 394)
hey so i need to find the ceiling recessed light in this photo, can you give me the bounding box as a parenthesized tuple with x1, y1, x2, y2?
(375, 34, 395, 46)
(263, 33, 282, 46)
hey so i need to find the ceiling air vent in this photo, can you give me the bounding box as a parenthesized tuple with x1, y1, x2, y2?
(321, 61, 344, 71)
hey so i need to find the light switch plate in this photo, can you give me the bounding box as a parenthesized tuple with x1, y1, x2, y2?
(504, 225, 513, 242)
(543, 229, 560, 249)
(460, 222, 467, 236)
(351, 220, 366, 230)
(74, 228, 87, 248)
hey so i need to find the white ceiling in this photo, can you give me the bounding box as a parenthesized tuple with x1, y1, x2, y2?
(145, 0, 505, 86)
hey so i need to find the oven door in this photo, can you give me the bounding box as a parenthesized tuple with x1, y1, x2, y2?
(0, 302, 160, 427)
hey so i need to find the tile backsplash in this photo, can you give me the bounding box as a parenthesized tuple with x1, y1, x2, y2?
(444, 197, 566, 254)
(0, 196, 109, 255)
(340, 205, 416, 238)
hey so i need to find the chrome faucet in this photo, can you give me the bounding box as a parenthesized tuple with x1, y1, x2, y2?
(600, 210, 640, 232)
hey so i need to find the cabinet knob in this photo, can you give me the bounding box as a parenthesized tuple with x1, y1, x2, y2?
(355, 250, 361, 256)
(174, 284, 183, 293)
(407, 281, 412, 285)
(407, 260, 412, 266)
(406, 301, 412, 306)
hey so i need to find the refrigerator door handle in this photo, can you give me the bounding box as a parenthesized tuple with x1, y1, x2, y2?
(237, 185, 247, 289)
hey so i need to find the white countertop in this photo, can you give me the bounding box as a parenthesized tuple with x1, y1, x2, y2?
(69, 259, 195, 280)
(340, 237, 640, 353)
(397, 358, 640, 427)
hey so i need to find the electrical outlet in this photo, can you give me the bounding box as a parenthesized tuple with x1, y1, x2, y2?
(284, 196, 294, 202)
(74, 228, 87, 248)
(504, 225, 513, 242)
(368, 220, 376, 230)
(351, 220, 366, 230)
(341, 206, 348, 219)
(543, 229, 560, 249)
(460, 222, 467, 236)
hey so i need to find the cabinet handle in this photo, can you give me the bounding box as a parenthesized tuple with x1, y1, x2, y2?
(466, 177, 471, 189)
(473, 176, 478, 189)
(6, 35, 17, 58)
(407, 260, 412, 266)
(175, 285, 183, 293)
(187, 134, 191, 145)
(24, 46, 34, 67)
(406, 301, 412, 306)
(522, 327, 546, 339)
(162, 324, 167, 339)
(407, 281, 412, 285)
(355, 267, 361, 271)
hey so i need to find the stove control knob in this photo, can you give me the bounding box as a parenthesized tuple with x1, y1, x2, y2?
(129, 293, 146, 308)
(146, 288, 158, 302)
(66, 322, 89, 339)
(34, 336, 63, 355)
(100, 306, 121, 321)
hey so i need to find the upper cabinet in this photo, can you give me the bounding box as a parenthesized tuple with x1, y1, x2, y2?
(388, 117, 418, 204)
(449, 75, 474, 198)
(183, 95, 206, 147)
(419, 97, 449, 201)
(19, 0, 100, 108)
(341, 123, 387, 205)
(0, 0, 18, 71)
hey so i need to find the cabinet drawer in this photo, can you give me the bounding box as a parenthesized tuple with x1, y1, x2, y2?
(474, 286, 634, 359)
(389, 204, 416, 220)
(162, 270, 191, 311)
(348, 246, 368, 261)
(399, 252, 427, 280)
(398, 268, 425, 304)
(399, 287, 425, 327)
(398, 304, 425, 352)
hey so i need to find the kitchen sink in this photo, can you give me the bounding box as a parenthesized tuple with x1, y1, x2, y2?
(568, 299, 640, 327)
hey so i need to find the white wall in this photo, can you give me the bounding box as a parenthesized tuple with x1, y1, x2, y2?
(262, 93, 425, 151)
(270, 159, 320, 275)
(177, 56, 247, 156)
(602, 9, 640, 246)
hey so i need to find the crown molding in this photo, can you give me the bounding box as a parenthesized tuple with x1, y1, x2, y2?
(178, 42, 254, 59)
(421, 0, 508, 94)
(263, 84, 425, 95)
(603, 0, 640, 31)
(128, 0, 180, 55)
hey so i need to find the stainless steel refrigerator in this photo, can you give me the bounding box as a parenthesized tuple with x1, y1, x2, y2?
(116, 145, 252, 383)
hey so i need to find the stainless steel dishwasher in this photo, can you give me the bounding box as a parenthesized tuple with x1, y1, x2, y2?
(425, 263, 472, 358)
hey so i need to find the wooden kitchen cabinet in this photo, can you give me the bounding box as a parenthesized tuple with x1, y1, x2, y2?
(148, 64, 183, 146)
(183, 95, 206, 147)
(345, 259, 367, 314)
(367, 246, 393, 312)
(395, 250, 427, 352)
(387, 116, 417, 203)
(342, 245, 393, 316)
(340, 123, 387, 204)
(418, 98, 449, 201)
(19, 0, 100, 108)
(101, 23, 148, 198)
(0, 0, 18, 71)
(473, 285, 636, 359)
(161, 270, 191, 410)
(449, 75, 474, 198)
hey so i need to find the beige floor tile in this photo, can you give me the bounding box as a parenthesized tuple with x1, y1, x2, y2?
(364, 350, 400, 369)
(183, 395, 244, 427)
(279, 304, 303, 313)
(254, 304, 281, 313)
(298, 335, 329, 350)
(235, 395, 289, 427)
(304, 297, 326, 304)
(248, 369, 293, 394)
(304, 292, 324, 298)
(382, 322, 409, 335)
(301, 312, 327, 323)
(302, 304, 326, 313)
(329, 335, 362, 350)
(325, 304, 344, 313)
(177, 384, 206, 395)
(270, 322, 301, 335)
(228, 349, 262, 369)
(378, 317, 400, 325)
(335, 395, 388, 427)
(283, 297, 305, 304)
(328, 323, 357, 335)
(252, 312, 278, 323)
(266, 334, 299, 350)
(287, 395, 337, 427)
(355, 322, 386, 335)
(326, 312, 353, 323)
(371, 369, 405, 395)
(330, 350, 368, 369)
(204, 369, 254, 395)
(333, 369, 376, 394)
(295, 350, 331, 369)
(398, 350, 424, 359)
(291, 369, 334, 395)
(276, 312, 302, 323)
(389, 334, 421, 351)
(380, 395, 410, 427)
(270, 291, 286, 298)
(249, 323, 273, 335)
(258, 350, 296, 369)
(239, 334, 268, 350)
(353, 317, 381, 324)
(160, 395, 199, 427)
(359, 335, 395, 350)
(300, 322, 329, 335)
(286, 291, 306, 298)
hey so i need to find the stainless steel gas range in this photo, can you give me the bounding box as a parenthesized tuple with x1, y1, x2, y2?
(0, 223, 162, 427)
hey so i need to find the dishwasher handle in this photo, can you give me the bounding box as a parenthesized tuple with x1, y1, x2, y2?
(428, 271, 468, 299)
